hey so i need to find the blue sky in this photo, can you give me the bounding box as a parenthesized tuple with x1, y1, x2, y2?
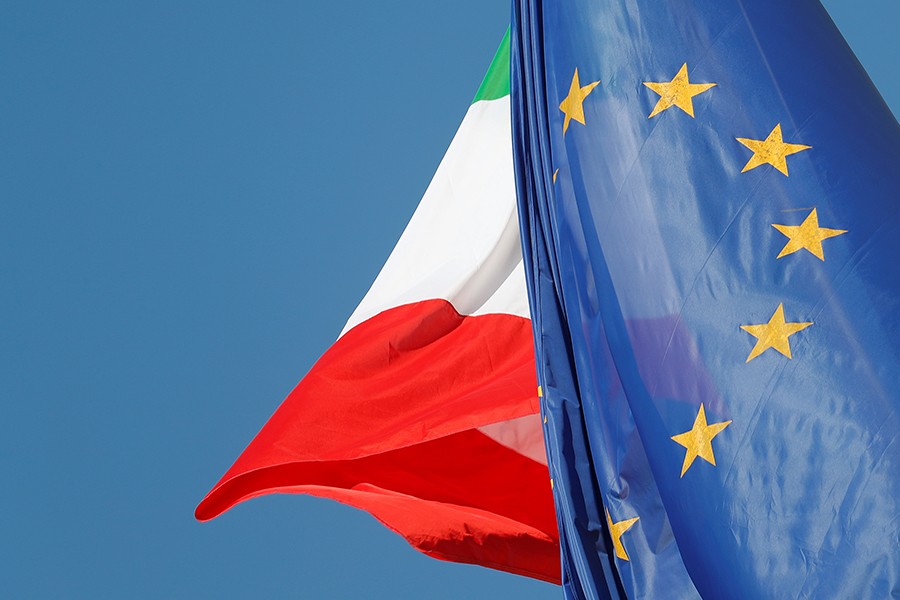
(1, 2, 896, 598)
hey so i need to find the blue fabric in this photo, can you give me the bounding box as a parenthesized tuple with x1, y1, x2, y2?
(511, 1, 900, 598)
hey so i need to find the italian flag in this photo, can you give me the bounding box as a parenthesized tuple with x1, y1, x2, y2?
(196, 31, 560, 583)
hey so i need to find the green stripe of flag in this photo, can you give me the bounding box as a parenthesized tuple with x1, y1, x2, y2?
(472, 28, 510, 103)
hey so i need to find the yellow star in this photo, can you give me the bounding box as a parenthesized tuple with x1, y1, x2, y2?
(772, 208, 847, 261)
(643, 63, 716, 118)
(605, 509, 639, 561)
(736, 124, 811, 176)
(740, 303, 812, 362)
(671, 404, 731, 477)
(559, 68, 600, 135)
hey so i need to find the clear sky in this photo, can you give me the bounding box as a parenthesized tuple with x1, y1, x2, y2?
(1, 2, 896, 598)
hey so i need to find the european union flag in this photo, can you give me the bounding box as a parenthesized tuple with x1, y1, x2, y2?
(510, 0, 899, 598)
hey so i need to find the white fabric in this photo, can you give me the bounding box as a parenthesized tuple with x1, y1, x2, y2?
(341, 96, 529, 336)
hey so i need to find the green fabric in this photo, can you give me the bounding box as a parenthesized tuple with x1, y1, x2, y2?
(472, 28, 510, 103)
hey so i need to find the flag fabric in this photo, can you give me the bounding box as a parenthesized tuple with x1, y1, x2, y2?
(196, 32, 561, 583)
(511, 0, 899, 598)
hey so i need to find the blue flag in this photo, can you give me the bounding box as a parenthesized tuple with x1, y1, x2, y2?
(511, 1, 899, 598)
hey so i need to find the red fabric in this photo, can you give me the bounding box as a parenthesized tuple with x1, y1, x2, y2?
(196, 299, 561, 583)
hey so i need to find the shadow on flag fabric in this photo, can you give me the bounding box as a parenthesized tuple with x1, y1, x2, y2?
(196, 32, 561, 583)
(511, 0, 899, 598)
